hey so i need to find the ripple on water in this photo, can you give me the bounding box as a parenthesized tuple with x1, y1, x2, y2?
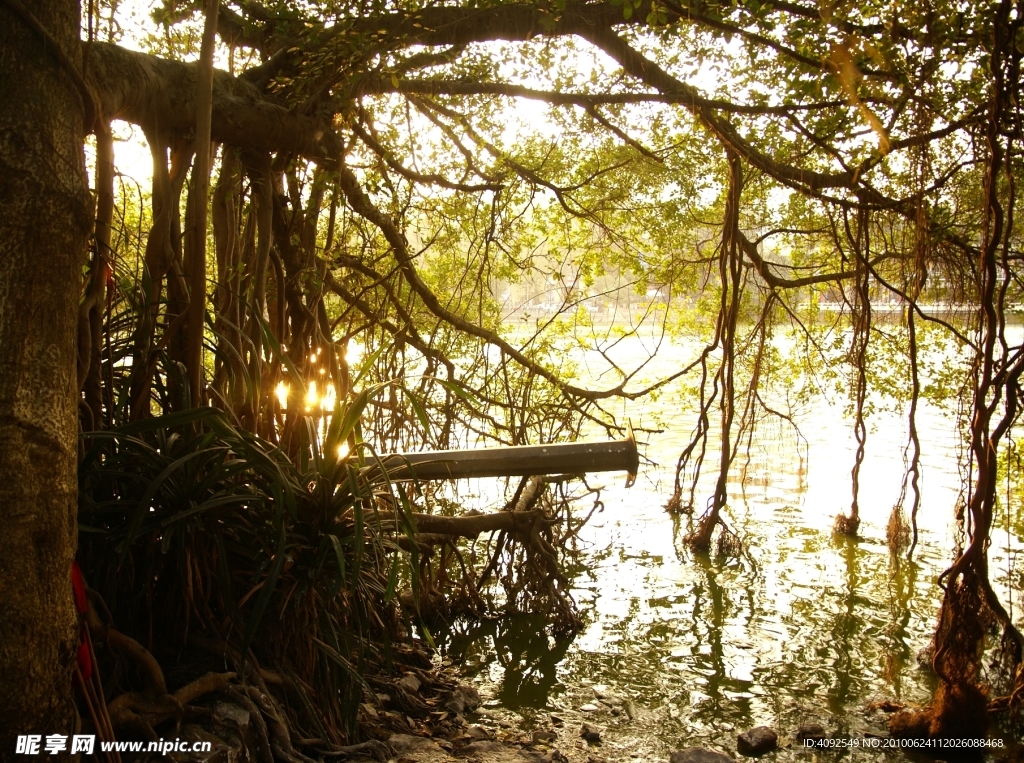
(438, 336, 1021, 761)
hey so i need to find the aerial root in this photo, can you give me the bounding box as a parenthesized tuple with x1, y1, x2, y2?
(665, 487, 693, 515)
(716, 524, 743, 556)
(833, 513, 860, 536)
(890, 569, 991, 741)
(886, 504, 910, 554)
(683, 510, 743, 556)
(889, 682, 989, 741)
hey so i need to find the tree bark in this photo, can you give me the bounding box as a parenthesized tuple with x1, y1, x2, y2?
(0, 0, 89, 752)
(186, 0, 220, 407)
(85, 42, 343, 161)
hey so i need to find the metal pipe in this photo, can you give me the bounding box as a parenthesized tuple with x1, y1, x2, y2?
(374, 428, 638, 486)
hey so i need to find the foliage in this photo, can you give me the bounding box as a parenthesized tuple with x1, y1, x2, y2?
(78, 407, 420, 741)
(68, 0, 1024, 737)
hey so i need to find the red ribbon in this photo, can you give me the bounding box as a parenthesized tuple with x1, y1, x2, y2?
(71, 561, 88, 615)
(71, 561, 92, 680)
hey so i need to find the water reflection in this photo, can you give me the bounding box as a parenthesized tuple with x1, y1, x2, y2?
(447, 614, 573, 709)
(685, 554, 759, 725)
(439, 493, 961, 756)
(435, 333, 1020, 759)
(882, 555, 919, 697)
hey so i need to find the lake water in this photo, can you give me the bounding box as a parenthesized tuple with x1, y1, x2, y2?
(436, 329, 1023, 761)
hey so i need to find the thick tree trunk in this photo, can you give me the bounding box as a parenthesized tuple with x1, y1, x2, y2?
(0, 0, 89, 753)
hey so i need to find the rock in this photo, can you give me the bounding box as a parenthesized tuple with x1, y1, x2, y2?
(445, 684, 482, 714)
(795, 723, 826, 743)
(549, 714, 564, 726)
(467, 725, 492, 741)
(580, 703, 600, 713)
(522, 753, 568, 763)
(580, 723, 602, 744)
(212, 701, 250, 729)
(462, 740, 505, 754)
(388, 733, 443, 753)
(916, 644, 934, 667)
(398, 673, 422, 693)
(532, 730, 558, 744)
(622, 700, 637, 720)
(670, 748, 734, 763)
(737, 727, 778, 756)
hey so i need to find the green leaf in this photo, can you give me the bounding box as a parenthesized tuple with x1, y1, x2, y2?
(239, 512, 288, 669)
(327, 532, 348, 593)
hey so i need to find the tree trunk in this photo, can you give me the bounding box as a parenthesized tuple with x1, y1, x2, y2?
(0, 0, 89, 752)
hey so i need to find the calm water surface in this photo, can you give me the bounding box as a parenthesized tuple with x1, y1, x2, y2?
(438, 332, 1023, 761)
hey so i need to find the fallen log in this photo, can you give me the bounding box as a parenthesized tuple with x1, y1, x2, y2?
(378, 508, 546, 538)
(371, 430, 638, 486)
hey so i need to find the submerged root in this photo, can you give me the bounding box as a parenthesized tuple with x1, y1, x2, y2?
(886, 505, 910, 554)
(716, 525, 743, 556)
(984, 603, 1024, 727)
(889, 682, 988, 741)
(665, 487, 693, 514)
(685, 513, 718, 552)
(833, 512, 860, 536)
(890, 565, 994, 741)
(685, 510, 743, 557)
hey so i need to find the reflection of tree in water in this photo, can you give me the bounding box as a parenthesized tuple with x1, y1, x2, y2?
(443, 614, 574, 709)
(684, 555, 759, 727)
(823, 534, 865, 715)
(882, 555, 919, 696)
(769, 534, 870, 721)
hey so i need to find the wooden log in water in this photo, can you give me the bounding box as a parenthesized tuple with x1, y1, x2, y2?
(374, 431, 638, 485)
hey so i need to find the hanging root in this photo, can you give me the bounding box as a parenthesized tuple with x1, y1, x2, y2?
(485, 479, 585, 633)
(399, 477, 590, 634)
(684, 508, 743, 556)
(889, 568, 989, 740)
(716, 523, 743, 556)
(833, 512, 860, 536)
(665, 486, 693, 514)
(685, 510, 719, 552)
(886, 504, 910, 555)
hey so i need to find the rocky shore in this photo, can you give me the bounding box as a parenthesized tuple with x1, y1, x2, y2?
(166, 664, 1018, 763)
(168, 677, 783, 763)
